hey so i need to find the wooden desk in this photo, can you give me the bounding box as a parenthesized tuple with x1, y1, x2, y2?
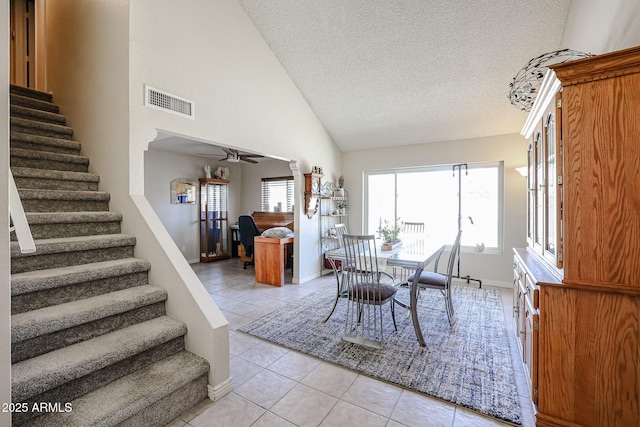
(254, 236, 294, 287)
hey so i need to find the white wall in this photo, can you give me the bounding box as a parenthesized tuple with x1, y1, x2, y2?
(1, 2, 11, 424)
(343, 133, 528, 285)
(562, 0, 640, 54)
(128, 0, 342, 283)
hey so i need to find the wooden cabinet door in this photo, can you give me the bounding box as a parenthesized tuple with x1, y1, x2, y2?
(531, 311, 539, 405)
(517, 289, 527, 360)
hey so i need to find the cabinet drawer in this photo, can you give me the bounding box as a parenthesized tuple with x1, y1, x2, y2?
(513, 258, 539, 310)
(518, 270, 539, 310)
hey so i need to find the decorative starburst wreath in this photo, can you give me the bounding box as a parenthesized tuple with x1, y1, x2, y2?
(508, 49, 592, 112)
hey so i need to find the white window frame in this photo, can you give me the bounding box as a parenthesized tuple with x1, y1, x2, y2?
(363, 161, 504, 254)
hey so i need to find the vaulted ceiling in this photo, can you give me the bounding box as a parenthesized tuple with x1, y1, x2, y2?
(236, 0, 572, 152)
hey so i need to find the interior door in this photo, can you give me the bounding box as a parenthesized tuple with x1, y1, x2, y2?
(10, 0, 37, 88)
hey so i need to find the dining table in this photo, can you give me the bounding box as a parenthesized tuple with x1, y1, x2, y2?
(324, 238, 445, 347)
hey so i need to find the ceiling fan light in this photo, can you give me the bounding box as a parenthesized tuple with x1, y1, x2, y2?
(226, 157, 240, 163)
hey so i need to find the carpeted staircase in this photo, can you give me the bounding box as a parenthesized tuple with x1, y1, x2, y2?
(9, 85, 210, 426)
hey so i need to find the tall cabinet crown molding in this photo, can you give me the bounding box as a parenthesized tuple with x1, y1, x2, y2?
(515, 45, 640, 427)
(520, 68, 562, 140)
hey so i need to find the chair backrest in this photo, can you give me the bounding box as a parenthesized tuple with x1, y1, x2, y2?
(334, 223, 348, 248)
(342, 234, 393, 347)
(238, 215, 260, 254)
(443, 230, 463, 286)
(342, 234, 381, 277)
(403, 222, 425, 236)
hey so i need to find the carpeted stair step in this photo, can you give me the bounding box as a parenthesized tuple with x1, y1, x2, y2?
(10, 85, 53, 103)
(10, 212, 120, 241)
(26, 351, 209, 427)
(16, 188, 110, 213)
(11, 258, 152, 314)
(10, 234, 136, 274)
(11, 117, 73, 140)
(10, 93, 60, 114)
(11, 316, 190, 425)
(10, 84, 53, 102)
(11, 131, 81, 155)
(11, 104, 66, 126)
(10, 147, 89, 172)
(12, 285, 168, 363)
(11, 167, 99, 192)
(9, 84, 211, 426)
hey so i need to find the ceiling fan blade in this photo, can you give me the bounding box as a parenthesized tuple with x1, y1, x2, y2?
(197, 153, 226, 159)
(241, 154, 264, 158)
(240, 156, 259, 164)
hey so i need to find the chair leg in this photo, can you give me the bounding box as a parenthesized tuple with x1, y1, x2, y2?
(323, 296, 340, 323)
(390, 299, 398, 332)
(444, 289, 456, 326)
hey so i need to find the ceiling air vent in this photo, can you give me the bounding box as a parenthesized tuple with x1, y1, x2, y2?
(144, 85, 194, 119)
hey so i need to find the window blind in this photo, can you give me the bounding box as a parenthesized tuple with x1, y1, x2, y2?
(261, 176, 294, 212)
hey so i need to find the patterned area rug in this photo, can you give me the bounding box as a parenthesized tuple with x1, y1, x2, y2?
(239, 285, 522, 425)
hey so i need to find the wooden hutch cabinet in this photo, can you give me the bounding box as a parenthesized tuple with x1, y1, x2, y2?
(199, 178, 230, 262)
(516, 66, 563, 408)
(517, 46, 640, 427)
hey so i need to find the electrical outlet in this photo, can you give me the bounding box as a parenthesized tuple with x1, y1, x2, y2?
(181, 245, 186, 252)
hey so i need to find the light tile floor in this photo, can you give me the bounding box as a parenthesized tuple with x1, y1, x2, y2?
(167, 259, 536, 427)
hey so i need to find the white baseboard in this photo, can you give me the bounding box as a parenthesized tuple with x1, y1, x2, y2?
(452, 278, 512, 288)
(298, 272, 321, 284)
(208, 377, 233, 401)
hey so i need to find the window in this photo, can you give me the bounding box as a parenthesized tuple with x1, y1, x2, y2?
(365, 162, 503, 252)
(261, 176, 294, 212)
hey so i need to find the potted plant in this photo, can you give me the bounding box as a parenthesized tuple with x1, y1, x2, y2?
(380, 218, 403, 250)
(337, 200, 347, 214)
(334, 176, 345, 197)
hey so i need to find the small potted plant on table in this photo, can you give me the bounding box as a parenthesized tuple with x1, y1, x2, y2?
(380, 218, 403, 251)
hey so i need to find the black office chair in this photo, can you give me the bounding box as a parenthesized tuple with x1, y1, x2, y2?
(238, 215, 260, 269)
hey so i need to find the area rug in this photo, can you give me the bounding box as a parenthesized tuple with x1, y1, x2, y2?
(239, 285, 522, 425)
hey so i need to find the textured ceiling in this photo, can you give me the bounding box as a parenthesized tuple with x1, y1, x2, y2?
(237, 0, 572, 152)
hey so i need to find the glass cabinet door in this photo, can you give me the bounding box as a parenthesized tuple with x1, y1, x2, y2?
(526, 100, 563, 270)
(199, 179, 230, 262)
(544, 112, 557, 257)
(534, 131, 544, 249)
(527, 142, 535, 245)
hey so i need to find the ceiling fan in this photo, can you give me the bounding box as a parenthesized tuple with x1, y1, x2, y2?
(219, 148, 264, 164)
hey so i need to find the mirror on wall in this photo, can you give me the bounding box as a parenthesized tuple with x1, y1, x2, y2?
(170, 178, 198, 204)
